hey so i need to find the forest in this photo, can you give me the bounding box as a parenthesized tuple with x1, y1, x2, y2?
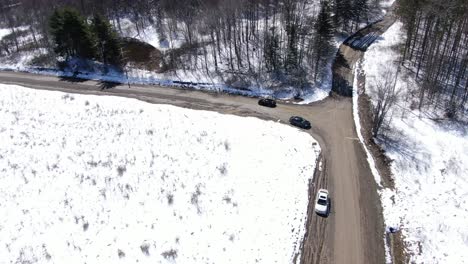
(0, 0, 466, 112)
(396, 0, 467, 114)
(0, 0, 384, 90)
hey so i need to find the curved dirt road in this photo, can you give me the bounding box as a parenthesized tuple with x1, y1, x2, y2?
(0, 10, 396, 264)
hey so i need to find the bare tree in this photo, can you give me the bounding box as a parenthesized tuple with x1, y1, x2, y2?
(397, 0, 468, 113)
(372, 68, 401, 137)
(1, 0, 398, 91)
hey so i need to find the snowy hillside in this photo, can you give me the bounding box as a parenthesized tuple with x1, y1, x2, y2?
(0, 84, 320, 263)
(362, 22, 468, 263)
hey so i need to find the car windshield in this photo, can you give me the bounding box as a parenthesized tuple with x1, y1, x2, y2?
(318, 198, 327, 205)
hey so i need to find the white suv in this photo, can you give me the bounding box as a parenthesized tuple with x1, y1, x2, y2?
(315, 189, 329, 216)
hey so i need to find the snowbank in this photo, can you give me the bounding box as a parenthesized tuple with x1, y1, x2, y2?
(0, 83, 320, 263)
(0, 26, 30, 39)
(363, 22, 468, 263)
(352, 64, 384, 188)
(0, 28, 11, 39)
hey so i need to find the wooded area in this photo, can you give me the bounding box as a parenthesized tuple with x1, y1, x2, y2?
(0, 0, 382, 89)
(397, 0, 467, 114)
(0, 0, 465, 109)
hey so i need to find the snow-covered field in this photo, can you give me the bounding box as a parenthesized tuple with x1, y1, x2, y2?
(0, 84, 319, 263)
(362, 22, 468, 263)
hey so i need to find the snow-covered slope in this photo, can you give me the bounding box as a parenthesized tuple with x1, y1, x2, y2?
(0, 84, 319, 263)
(118, 18, 184, 51)
(362, 22, 468, 263)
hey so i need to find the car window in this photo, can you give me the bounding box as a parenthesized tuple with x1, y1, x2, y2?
(318, 199, 327, 205)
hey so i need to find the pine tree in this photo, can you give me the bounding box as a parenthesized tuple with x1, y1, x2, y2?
(92, 14, 122, 66)
(334, 0, 353, 32)
(352, 0, 369, 27)
(62, 8, 96, 59)
(312, 1, 335, 81)
(285, 22, 299, 72)
(49, 8, 97, 60)
(264, 29, 281, 72)
(49, 9, 67, 57)
(283, 0, 300, 72)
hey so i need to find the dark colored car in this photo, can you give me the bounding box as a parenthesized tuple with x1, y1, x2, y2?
(289, 116, 311, 129)
(258, 98, 277, 108)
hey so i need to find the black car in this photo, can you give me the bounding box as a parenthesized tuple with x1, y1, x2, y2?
(289, 116, 311, 129)
(258, 98, 277, 108)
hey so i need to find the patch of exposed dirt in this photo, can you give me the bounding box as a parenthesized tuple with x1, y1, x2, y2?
(121, 37, 163, 72)
(162, 42, 209, 72)
(356, 64, 394, 189)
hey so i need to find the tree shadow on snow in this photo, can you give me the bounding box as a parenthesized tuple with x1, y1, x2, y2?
(59, 75, 87, 83)
(98, 81, 121, 90)
(378, 128, 422, 166)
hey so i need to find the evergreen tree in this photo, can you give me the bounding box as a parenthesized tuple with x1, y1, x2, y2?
(49, 9, 67, 57)
(334, 0, 353, 32)
(312, 0, 335, 81)
(285, 22, 299, 72)
(283, 0, 300, 72)
(264, 28, 281, 72)
(49, 8, 96, 60)
(92, 14, 122, 66)
(352, 0, 369, 26)
(62, 8, 96, 59)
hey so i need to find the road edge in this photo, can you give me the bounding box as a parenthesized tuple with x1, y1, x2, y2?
(298, 152, 331, 264)
(355, 58, 409, 264)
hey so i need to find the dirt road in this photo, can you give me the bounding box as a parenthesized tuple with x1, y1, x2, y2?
(0, 10, 396, 264)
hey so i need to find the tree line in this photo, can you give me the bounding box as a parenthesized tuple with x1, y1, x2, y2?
(49, 8, 122, 66)
(0, 0, 383, 88)
(397, 0, 468, 115)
